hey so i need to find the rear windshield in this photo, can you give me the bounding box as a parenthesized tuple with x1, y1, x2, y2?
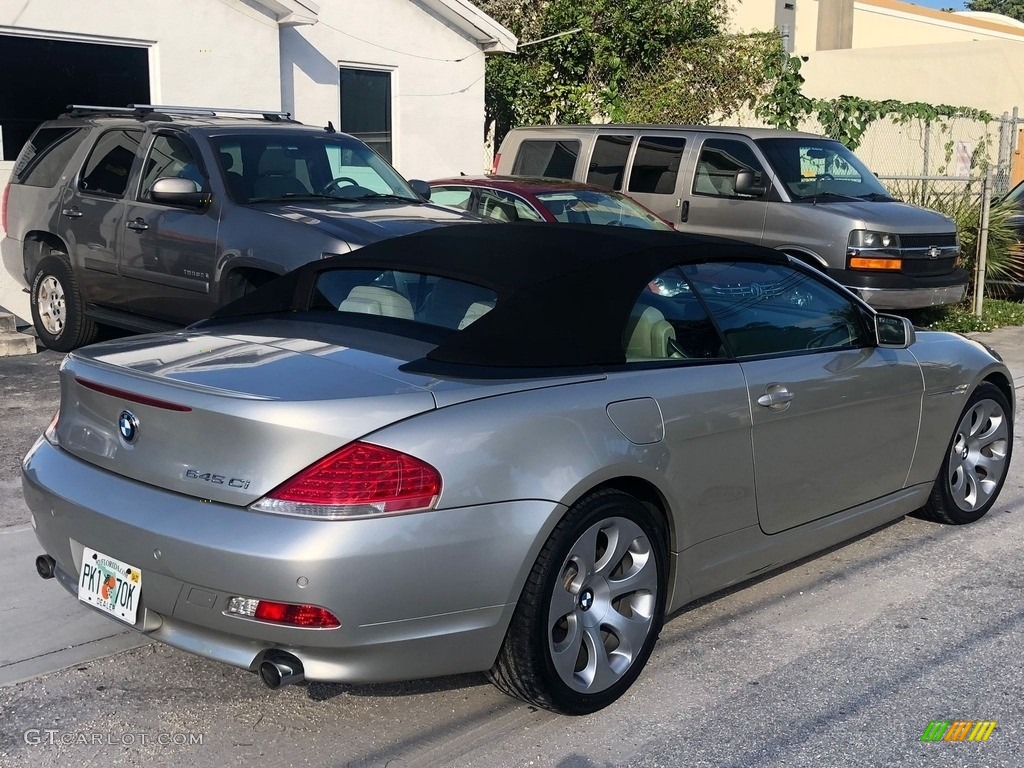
(535, 190, 670, 229)
(311, 269, 497, 331)
(12, 126, 88, 187)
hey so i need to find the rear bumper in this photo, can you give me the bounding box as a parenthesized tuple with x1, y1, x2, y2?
(1, 235, 26, 287)
(23, 437, 561, 683)
(831, 267, 969, 310)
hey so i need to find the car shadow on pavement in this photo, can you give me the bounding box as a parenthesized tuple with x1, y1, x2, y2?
(305, 671, 491, 702)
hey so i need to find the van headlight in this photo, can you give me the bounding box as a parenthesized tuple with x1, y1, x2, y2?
(848, 230, 900, 250)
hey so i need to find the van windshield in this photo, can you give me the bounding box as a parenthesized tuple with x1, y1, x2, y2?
(756, 138, 895, 202)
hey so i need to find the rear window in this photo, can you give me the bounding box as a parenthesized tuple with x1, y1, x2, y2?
(11, 127, 88, 187)
(311, 269, 497, 331)
(511, 140, 580, 179)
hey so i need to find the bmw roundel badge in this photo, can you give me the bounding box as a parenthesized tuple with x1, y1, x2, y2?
(118, 410, 140, 444)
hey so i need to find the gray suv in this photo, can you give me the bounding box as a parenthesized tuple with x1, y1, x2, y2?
(1, 105, 477, 351)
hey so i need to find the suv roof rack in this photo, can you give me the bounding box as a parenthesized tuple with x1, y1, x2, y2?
(64, 104, 295, 122)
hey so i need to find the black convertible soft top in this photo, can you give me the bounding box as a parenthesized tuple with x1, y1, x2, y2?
(205, 223, 788, 369)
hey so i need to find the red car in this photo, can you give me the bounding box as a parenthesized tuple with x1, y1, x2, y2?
(429, 176, 673, 230)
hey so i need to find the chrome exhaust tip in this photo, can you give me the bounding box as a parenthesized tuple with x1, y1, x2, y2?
(35, 554, 57, 580)
(259, 651, 304, 689)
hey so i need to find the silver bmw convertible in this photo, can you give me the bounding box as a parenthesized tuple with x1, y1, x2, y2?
(23, 224, 1013, 715)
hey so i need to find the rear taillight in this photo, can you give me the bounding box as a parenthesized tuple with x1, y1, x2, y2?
(251, 441, 441, 520)
(43, 410, 60, 446)
(2, 183, 10, 232)
(226, 597, 340, 628)
(490, 153, 501, 176)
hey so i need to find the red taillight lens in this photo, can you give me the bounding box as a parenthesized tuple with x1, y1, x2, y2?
(251, 441, 442, 519)
(2, 184, 10, 232)
(490, 153, 501, 176)
(227, 596, 340, 628)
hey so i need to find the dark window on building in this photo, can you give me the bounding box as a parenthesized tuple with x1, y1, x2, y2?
(586, 135, 633, 191)
(0, 34, 149, 161)
(79, 130, 143, 197)
(11, 127, 87, 187)
(340, 68, 392, 162)
(511, 140, 580, 179)
(628, 136, 687, 195)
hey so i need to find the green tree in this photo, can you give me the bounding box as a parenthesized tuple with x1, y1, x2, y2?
(479, 0, 727, 145)
(961, 0, 1024, 21)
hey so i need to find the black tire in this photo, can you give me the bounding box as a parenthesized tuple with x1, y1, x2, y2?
(488, 489, 668, 715)
(916, 382, 1013, 525)
(30, 254, 98, 352)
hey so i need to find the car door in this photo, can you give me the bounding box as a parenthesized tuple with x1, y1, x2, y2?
(683, 135, 772, 244)
(615, 269, 756, 550)
(684, 260, 923, 534)
(119, 130, 221, 324)
(621, 134, 691, 227)
(59, 128, 145, 307)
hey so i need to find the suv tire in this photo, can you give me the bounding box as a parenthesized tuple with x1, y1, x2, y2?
(30, 254, 98, 352)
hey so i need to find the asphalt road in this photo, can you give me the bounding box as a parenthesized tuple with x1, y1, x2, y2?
(0, 343, 1022, 767)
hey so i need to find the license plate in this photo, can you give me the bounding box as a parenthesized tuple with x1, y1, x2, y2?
(78, 547, 142, 625)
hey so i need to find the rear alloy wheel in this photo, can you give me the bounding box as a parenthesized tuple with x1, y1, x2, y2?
(30, 254, 98, 352)
(489, 489, 667, 714)
(917, 382, 1012, 525)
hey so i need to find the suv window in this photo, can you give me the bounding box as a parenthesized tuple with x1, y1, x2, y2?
(79, 129, 144, 197)
(628, 136, 686, 195)
(623, 268, 723, 362)
(682, 261, 871, 358)
(140, 134, 207, 198)
(586, 135, 632, 190)
(12, 127, 88, 187)
(511, 140, 580, 179)
(693, 139, 766, 199)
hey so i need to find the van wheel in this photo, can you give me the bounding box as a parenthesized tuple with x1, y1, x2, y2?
(488, 489, 667, 714)
(30, 255, 97, 352)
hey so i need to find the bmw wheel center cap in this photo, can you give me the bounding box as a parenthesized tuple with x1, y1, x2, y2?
(118, 410, 140, 444)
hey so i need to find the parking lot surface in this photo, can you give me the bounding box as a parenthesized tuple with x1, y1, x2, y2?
(0, 333, 1022, 767)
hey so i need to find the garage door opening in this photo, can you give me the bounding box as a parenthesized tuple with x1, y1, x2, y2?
(0, 34, 150, 161)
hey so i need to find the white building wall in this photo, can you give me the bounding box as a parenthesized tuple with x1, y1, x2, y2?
(281, 0, 488, 180)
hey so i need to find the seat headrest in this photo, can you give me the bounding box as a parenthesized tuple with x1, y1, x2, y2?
(258, 147, 296, 176)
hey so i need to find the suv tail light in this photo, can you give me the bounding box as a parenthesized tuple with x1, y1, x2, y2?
(2, 183, 10, 232)
(251, 441, 441, 519)
(490, 153, 501, 176)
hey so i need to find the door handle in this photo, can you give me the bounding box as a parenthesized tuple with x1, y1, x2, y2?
(680, 200, 690, 223)
(757, 385, 794, 411)
(126, 218, 149, 232)
(61, 207, 83, 218)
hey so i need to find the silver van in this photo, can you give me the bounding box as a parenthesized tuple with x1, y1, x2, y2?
(494, 125, 966, 310)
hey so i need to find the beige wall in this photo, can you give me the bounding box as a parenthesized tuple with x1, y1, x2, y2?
(799, 39, 1024, 114)
(730, 0, 1024, 52)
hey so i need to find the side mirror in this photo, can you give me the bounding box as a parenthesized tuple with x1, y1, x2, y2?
(150, 177, 210, 208)
(734, 170, 767, 197)
(875, 313, 916, 349)
(408, 179, 432, 200)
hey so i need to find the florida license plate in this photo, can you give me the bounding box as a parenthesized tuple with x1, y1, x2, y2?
(78, 547, 142, 624)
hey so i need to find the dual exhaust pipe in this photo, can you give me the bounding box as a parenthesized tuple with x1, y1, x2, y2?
(37, 552, 304, 691)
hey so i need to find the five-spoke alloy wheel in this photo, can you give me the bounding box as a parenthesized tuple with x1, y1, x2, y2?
(919, 382, 1013, 525)
(490, 489, 667, 714)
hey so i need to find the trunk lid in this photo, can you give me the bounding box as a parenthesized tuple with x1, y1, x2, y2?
(57, 330, 438, 506)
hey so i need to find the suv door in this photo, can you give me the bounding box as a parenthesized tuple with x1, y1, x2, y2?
(621, 134, 691, 227)
(684, 260, 922, 534)
(61, 128, 145, 307)
(684, 135, 772, 243)
(119, 130, 221, 324)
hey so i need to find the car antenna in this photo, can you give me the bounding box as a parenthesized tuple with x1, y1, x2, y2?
(325, 121, 336, 134)
(460, 171, 466, 176)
